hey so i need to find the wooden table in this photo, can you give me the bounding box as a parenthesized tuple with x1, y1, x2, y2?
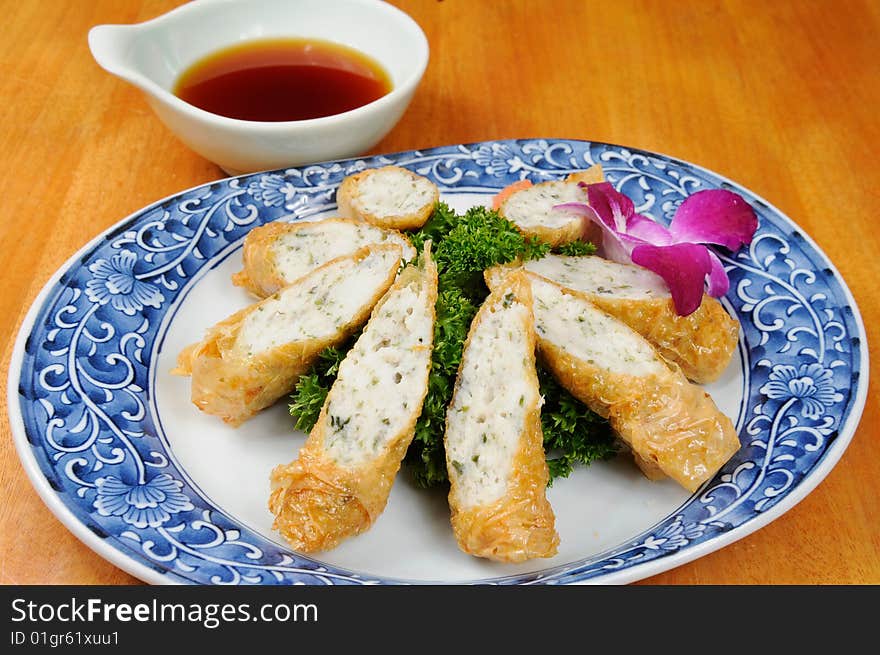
(1, 0, 877, 585)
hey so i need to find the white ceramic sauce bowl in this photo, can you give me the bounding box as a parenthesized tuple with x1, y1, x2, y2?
(89, 0, 429, 175)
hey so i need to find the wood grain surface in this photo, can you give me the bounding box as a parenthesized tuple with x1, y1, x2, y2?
(1, 0, 878, 585)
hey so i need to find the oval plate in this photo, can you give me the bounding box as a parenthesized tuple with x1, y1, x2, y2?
(9, 139, 868, 584)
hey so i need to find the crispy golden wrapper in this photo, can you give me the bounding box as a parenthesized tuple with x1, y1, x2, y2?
(231, 220, 291, 297)
(445, 272, 559, 562)
(584, 292, 739, 384)
(172, 245, 401, 426)
(542, 338, 739, 491)
(525, 220, 584, 249)
(565, 163, 605, 185)
(269, 246, 438, 552)
(336, 165, 439, 231)
(486, 256, 740, 384)
(530, 277, 740, 492)
(448, 422, 560, 562)
(231, 218, 415, 298)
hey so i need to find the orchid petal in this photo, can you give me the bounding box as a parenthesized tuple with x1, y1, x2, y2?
(586, 182, 635, 233)
(554, 201, 643, 263)
(552, 201, 594, 216)
(626, 213, 675, 245)
(588, 212, 637, 263)
(706, 248, 730, 297)
(669, 189, 758, 249)
(601, 231, 643, 263)
(631, 243, 712, 316)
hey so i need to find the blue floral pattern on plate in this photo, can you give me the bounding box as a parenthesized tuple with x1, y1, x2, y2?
(11, 139, 866, 584)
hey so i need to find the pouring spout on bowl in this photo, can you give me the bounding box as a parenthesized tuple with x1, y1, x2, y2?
(89, 24, 150, 91)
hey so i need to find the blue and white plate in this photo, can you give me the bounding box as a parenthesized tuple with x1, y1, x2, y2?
(9, 139, 868, 584)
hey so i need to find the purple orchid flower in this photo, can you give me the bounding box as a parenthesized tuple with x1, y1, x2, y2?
(556, 183, 758, 316)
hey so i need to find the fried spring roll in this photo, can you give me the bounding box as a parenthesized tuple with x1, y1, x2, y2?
(336, 165, 439, 230)
(172, 244, 402, 426)
(490, 253, 740, 383)
(232, 218, 416, 298)
(269, 245, 438, 552)
(526, 274, 740, 492)
(445, 272, 559, 562)
(498, 179, 589, 247)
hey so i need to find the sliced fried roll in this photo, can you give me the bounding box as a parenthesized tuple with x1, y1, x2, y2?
(445, 272, 559, 562)
(492, 254, 740, 383)
(172, 245, 402, 426)
(232, 218, 416, 298)
(336, 165, 439, 230)
(269, 245, 438, 552)
(498, 180, 588, 247)
(528, 275, 740, 492)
